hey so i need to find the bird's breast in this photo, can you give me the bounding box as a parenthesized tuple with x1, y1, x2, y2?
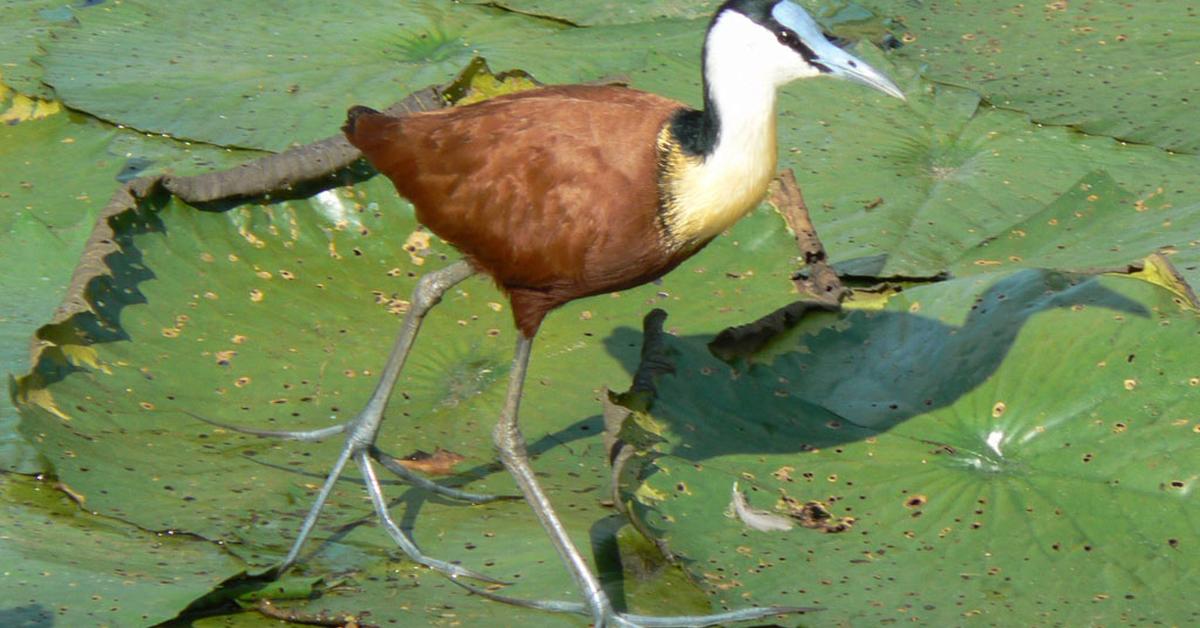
(655, 122, 778, 252)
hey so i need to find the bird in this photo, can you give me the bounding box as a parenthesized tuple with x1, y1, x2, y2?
(262, 0, 904, 625)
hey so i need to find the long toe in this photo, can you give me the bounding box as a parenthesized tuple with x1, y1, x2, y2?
(450, 577, 814, 626)
(371, 445, 516, 504)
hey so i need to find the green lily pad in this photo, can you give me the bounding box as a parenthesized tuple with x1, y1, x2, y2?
(39, 0, 565, 151)
(949, 171, 1200, 282)
(0, 111, 261, 472)
(877, 0, 1200, 152)
(464, 0, 721, 26)
(0, 472, 243, 626)
(0, 0, 97, 98)
(616, 269, 1200, 624)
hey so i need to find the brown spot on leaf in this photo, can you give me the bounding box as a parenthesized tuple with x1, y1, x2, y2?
(778, 493, 855, 533)
(772, 466, 795, 482)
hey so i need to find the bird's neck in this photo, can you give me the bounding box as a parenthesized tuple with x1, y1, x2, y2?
(659, 15, 781, 250)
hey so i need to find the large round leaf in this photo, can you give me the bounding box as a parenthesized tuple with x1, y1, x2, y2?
(617, 269, 1200, 624)
(875, 0, 1200, 152)
(0, 472, 242, 626)
(614, 34, 1200, 281)
(0, 111, 260, 472)
(948, 171, 1200, 283)
(462, 0, 721, 26)
(0, 0, 101, 98)
(40, 1, 565, 151)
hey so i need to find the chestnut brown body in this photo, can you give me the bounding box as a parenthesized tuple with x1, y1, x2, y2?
(344, 85, 695, 337)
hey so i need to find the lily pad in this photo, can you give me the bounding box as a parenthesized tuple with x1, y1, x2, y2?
(616, 268, 1200, 624)
(0, 111, 260, 472)
(876, 0, 1200, 152)
(39, 0, 566, 151)
(0, 472, 243, 626)
(0, 0, 100, 98)
(464, 0, 721, 26)
(949, 171, 1200, 282)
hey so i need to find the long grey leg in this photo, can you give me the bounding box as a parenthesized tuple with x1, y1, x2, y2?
(491, 335, 619, 624)
(273, 260, 495, 578)
(489, 334, 812, 626)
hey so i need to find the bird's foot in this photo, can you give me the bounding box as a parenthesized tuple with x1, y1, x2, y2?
(452, 578, 816, 627)
(184, 409, 503, 504)
(185, 409, 506, 583)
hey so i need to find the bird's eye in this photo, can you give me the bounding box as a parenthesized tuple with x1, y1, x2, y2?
(776, 30, 797, 47)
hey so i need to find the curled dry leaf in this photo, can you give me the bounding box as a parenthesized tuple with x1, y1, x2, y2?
(389, 448, 466, 476)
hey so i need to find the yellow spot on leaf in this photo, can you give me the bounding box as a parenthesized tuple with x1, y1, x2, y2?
(239, 227, 266, 248)
(61, 345, 109, 373)
(634, 483, 668, 506)
(21, 388, 72, 421)
(0, 86, 62, 124)
(403, 231, 431, 266)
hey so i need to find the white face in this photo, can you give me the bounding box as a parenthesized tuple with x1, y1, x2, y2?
(706, 10, 822, 89)
(707, 0, 906, 98)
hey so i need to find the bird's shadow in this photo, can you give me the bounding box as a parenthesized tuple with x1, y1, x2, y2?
(601, 268, 1150, 461)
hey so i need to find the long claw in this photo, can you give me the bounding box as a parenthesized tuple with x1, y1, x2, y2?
(621, 606, 821, 627)
(450, 575, 818, 626)
(450, 577, 588, 615)
(182, 409, 345, 442)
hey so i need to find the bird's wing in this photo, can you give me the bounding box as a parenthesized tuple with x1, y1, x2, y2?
(346, 86, 684, 295)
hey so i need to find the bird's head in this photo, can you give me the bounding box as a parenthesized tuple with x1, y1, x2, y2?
(708, 0, 905, 100)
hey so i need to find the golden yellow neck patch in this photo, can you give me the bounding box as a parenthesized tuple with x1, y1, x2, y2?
(655, 119, 777, 251)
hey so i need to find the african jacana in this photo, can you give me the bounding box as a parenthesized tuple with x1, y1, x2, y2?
(266, 0, 904, 625)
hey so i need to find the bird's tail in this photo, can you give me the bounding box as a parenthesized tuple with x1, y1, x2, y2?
(342, 105, 382, 139)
